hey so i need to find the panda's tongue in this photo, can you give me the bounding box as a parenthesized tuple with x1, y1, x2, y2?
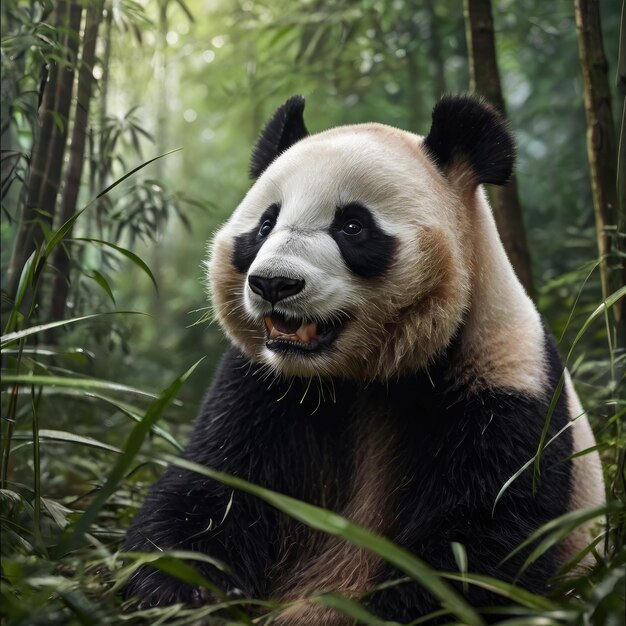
(265, 315, 319, 343)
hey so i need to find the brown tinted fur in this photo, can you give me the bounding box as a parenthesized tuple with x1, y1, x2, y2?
(209, 237, 265, 361)
(269, 403, 398, 624)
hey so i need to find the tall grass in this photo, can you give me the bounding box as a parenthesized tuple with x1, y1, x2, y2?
(0, 131, 623, 626)
(1, 164, 624, 625)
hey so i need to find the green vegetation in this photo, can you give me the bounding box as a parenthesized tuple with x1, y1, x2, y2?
(1, 0, 624, 624)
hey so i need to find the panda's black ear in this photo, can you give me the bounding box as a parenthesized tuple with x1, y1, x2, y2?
(423, 94, 515, 187)
(249, 95, 309, 179)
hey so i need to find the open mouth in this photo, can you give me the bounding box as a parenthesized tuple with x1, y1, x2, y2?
(264, 312, 345, 353)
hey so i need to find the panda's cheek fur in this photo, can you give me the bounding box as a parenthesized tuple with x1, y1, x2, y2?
(367, 227, 469, 376)
(208, 235, 265, 360)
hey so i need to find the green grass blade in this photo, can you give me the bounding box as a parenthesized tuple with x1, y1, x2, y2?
(532, 285, 626, 485)
(485, 617, 567, 626)
(5, 249, 36, 329)
(493, 416, 579, 514)
(69, 390, 182, 450)
(451, 542, 469, 594)
(159, 454, 485, 626)
(56, 358, 204, 555)
(118, 554, 250, 623)
(12, 429, 122, 454)
(532, 373, 565, 488)
(566, 285, 626, 360)
(1, 311, 145, 347)
(499, 502, 618, 574)
(439, 572, 555, 610)
(29, 387, 181, 449)
(1, 374, 162, 400)
(311, 592, 404, 625)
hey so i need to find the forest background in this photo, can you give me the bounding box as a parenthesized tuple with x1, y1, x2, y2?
(1, 0, 624, 624)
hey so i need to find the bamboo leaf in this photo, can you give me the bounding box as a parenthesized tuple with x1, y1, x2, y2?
(311, 592, 403, 626)
(451, 542, 468, 594)
(1, 311, 145, 347)
(0, 374, 161, 401)
(12, 429, 122, 454)
(58, 359, 204, 554)
(73, 238, 157, 293)
(94, 148, 182, 200)
(12, 249, 37, 313)
(159, 454, 485, 626)
(43, 207, 86, 256)
(440, 572, 555, 610)
(493, 416, 579, 514)
(46, 389, 182, 450)
(532, 285, 626, 481)
(499, 502, 618, 573)
(565, 285, 626, 358)
(173, 0, 194, 23)
(88, 270, 116, 305)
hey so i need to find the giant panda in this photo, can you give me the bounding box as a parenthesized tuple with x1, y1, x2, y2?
(124, 94, 606, 623)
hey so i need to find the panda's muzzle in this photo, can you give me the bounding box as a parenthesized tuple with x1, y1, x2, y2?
(264, 312, 344, 353)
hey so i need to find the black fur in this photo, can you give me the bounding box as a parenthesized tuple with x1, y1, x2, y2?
(232, 203, 280, 273)
(424, 94, 515, 186)
(124, 327, 573, 621)
(329, 202, 397, 278)
(249, 95, 309, 179)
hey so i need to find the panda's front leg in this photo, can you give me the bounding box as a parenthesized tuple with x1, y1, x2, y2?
(122, 465, 263, 607)
(122, 349, 286, 607)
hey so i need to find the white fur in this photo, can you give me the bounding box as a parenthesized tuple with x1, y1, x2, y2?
(556, 373, 606, 569)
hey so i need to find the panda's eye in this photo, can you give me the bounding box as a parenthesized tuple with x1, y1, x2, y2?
(258, 220, 274, 237)
(342, 220, 362, 235)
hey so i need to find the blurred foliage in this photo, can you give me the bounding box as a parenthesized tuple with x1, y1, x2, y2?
(1, 0, 624, 624)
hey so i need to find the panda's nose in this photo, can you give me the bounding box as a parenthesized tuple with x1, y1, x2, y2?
(248, 275, 305, 305)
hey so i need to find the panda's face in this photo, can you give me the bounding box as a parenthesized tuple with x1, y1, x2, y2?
(209, 123, 471, 380)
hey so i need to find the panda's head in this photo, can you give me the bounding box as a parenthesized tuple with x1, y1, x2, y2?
(208, 95, 515, 380)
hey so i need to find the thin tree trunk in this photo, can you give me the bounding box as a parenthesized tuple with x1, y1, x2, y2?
(406, 42, 423, 132)
(41, 0, 81, 223)
(424, 0, 447, 99)
(49, 0, 104, 322)
(94, 4, 113, 241)
(463, 0, 535, 298)
(97, 5, 113, 194)
(575, 0, 621, 323)
(405, 8, 424, 132)
(6, 0, 82, 299)
(614, 0, 625, 332)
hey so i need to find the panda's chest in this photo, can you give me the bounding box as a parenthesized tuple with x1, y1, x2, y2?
(272, 378, 445, 517)
(266, 392, 401, 599)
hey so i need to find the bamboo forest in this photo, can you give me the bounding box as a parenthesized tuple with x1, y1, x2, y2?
(1, 0, 624, 624)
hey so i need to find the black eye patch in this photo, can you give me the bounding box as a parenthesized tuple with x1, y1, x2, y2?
(232, 203, 280, 273)
(329, 202, 396, 278)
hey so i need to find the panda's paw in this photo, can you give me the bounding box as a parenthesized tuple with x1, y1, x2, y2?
(124, 568, 213, 609)
(131, 583, 245, 611)
(190, 586, 215, 606)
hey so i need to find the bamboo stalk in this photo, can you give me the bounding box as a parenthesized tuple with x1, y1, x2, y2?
(575, 0, 621, 322)
(6, 0, 82, 300)
(50, 0, 105, 322)
(463, 0, 535, 298)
